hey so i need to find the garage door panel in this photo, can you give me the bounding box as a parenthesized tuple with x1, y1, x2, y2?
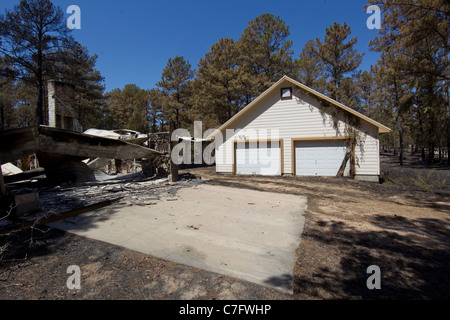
(295, 140, 347, 176)
(302, 160, 316, 168)
(236, 142, 281, 175)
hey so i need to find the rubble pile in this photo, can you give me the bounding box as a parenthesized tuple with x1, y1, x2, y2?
(0, 125, 184, 233)
(86, 133, 171, 176)
(143, 133, 171, 175)
(27, 173, 206, 220)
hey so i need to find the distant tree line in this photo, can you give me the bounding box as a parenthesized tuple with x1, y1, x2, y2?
(0, 0, 448, 165)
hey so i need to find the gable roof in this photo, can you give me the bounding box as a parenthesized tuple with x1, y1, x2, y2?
(207, 75, 391, 139)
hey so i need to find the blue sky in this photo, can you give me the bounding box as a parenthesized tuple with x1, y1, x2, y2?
(1, 0, 381, 92)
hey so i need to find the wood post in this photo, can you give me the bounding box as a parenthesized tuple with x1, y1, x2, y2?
(169, 119, 178, 182)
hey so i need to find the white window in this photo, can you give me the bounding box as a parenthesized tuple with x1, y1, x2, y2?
(281, 87, 292, 100)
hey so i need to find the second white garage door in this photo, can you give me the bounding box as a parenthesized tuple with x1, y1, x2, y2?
(235, 142, 281, 175)
(294, 140, 348, 176)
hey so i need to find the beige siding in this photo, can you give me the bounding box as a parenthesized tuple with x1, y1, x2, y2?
(215, 142, 233, 173)
(355, 122, 380, 176)
(215, 79, 380, 176)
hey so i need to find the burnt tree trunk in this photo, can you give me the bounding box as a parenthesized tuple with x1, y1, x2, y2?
(337, 137, 356, 178)
(349, 137, 356, 178)
(399, 122, 404, 166)
(337, 151, 351, 177)
(428, 142, 435, 164)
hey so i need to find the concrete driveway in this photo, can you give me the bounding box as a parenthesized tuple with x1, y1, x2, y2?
(49, 183, 307, 293)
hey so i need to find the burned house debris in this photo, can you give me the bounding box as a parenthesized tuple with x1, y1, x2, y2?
(0, 80, 185, 234)
(0, 124, 178, 231)
(0, 173, 205, 236)
(0, 125, 164, 182)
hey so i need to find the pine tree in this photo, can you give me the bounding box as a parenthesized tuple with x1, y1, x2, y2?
(157, 56, 194, 128)
(106, 84, 149, 132)
(314, 22, 364, 106)
(0, 56, 18, 130)
(237, 13, 295, 101)
(369, 0, 449, 163)
(0, 0, 72, 125)
(296, 39, 326, 92)
(354, 70, 375, 115)
(194, 38, 243, 124)
(55, 42, 105, 129)
(372, 52, 414, 165)
(147, 88, 164, 133)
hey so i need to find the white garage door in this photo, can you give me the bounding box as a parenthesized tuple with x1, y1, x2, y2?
(235, 142, 281, 175)
(295, 140, 347, 176)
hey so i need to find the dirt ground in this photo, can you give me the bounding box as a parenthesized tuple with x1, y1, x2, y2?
(1, 154, 449, 300)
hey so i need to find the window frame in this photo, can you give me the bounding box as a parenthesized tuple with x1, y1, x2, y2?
(281, 87, 293, 100)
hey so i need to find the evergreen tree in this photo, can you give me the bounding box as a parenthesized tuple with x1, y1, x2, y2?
(157, 56, 194, 128)
(314, 22, 364, 106)
(354, 70, 375, 115)
(106, 84, 149, 132)
(0, 56, 18, 130)
(55, 42, 105, 130)
(372, 52, 414, 165)
(194, 38, 243, 124)
(147, 88, 164, 133)
(0, 0, 72, 125)
(237, 13, 295, 101)
(369, 0, 449, 163)
(296, 39, 326, 92)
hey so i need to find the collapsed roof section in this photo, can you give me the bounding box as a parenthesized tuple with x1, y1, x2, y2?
(83, 128, 149, 145)
(0, 125, 163, 165)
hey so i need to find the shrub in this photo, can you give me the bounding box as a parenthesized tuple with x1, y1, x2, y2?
(410, 170, 447, 192)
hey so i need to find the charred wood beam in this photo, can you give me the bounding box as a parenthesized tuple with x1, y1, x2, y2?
(3, 168, 45, 184)
(0, 127, 40, 165)
(0, 126, 163, 165)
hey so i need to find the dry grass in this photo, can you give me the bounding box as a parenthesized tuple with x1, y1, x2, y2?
(188, 156, 450, 299)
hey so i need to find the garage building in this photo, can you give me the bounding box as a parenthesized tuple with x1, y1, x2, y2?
(208, 76, 391, 182)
